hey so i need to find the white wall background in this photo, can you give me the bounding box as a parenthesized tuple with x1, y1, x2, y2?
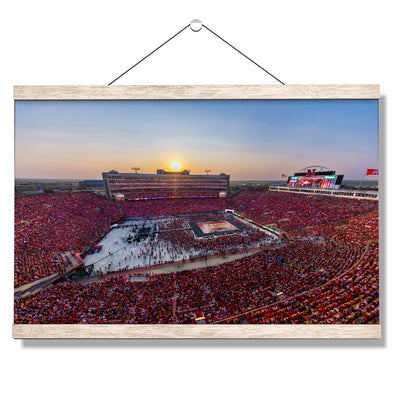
(1, 1, 398, 399)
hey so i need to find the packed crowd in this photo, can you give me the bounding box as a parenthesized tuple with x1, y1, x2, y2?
(226, 189, 378, 237)
(221, 209, 379, 324)
(15, 192, 121, 253)
(306, 210, 379, 246)
(14, 230, 378, 324)
(14, 251, 65, 288)
(14, 189, 379, 325)
(242, 243, 379, 324)
(14, 193, 121, 286)
(14, 275, 176, 324)
(118, 197, 226, 218)
(14, 193, 226, 286)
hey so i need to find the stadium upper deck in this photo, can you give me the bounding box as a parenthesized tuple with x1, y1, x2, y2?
(102, 169, 230, 200)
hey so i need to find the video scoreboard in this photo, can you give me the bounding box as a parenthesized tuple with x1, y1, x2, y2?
(288, 175, 341, 189)
(287, 169, 344, 189)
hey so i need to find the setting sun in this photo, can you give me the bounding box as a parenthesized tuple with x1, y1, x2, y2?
(170, 161, 181, 171)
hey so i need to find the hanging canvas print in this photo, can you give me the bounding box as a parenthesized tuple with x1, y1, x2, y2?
(12, 85, 380, 338)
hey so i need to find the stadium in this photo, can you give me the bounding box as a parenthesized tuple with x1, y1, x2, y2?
(14, 165, 379, 325)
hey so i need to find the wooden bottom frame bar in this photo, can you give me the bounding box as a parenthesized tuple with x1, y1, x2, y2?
(12, 324, 381, 339)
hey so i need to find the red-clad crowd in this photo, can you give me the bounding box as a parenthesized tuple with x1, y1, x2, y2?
(15, 192, 122, 253)
(14, 275, 176, 324)
(306, 210, 379, 246)
(14, 189, 379, 325)
(222, 209, 379, 324)
(118, 197, 226, 218)
(14, 239, 372, 324)
(226, 189, 377, 237)
(14, 193, 226, 286)
(14, 251, 64, 288)
(14, 192, 121, 286)
(14, 209, 379, 324)
(242, 244, 379, 324)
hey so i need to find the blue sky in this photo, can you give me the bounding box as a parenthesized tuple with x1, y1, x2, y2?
(15, 99, 378, 180)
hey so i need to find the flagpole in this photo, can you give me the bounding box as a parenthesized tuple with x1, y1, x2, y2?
(358, 170, 366, 189)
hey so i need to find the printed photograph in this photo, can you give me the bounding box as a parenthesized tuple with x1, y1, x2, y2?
(14, 99, 379, 324)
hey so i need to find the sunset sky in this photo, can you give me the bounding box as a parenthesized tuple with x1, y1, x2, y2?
(15, 99, 378, 180)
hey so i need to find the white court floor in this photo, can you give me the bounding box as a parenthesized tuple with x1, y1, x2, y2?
(84, 219, 191, 274)
(84, 216, 276, 274)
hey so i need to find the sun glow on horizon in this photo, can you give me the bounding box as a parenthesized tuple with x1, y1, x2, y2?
(170, 161, 181, 171)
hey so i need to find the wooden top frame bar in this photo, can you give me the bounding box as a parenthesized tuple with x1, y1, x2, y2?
(14, 84, 380, 100)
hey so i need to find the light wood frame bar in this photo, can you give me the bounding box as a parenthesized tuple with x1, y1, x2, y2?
(14, 84, 380, 100)
(13, 324, 381, 339)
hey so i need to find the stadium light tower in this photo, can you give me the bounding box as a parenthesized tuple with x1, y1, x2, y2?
(131, 167, 140, 173)
(205, 169, 211, 175)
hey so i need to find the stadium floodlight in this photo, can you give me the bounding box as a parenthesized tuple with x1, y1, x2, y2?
(205, 169, 211, 175)
(131, 167, 140, 173)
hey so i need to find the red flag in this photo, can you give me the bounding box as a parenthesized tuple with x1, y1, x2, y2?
(366, 169, 379, 176)
(281, 174, 287, 178)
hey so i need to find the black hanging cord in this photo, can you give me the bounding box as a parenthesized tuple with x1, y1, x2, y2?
(108, 24, 190, 85)
(107, 22, 285, 85)
(202, 24, 285, 85)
